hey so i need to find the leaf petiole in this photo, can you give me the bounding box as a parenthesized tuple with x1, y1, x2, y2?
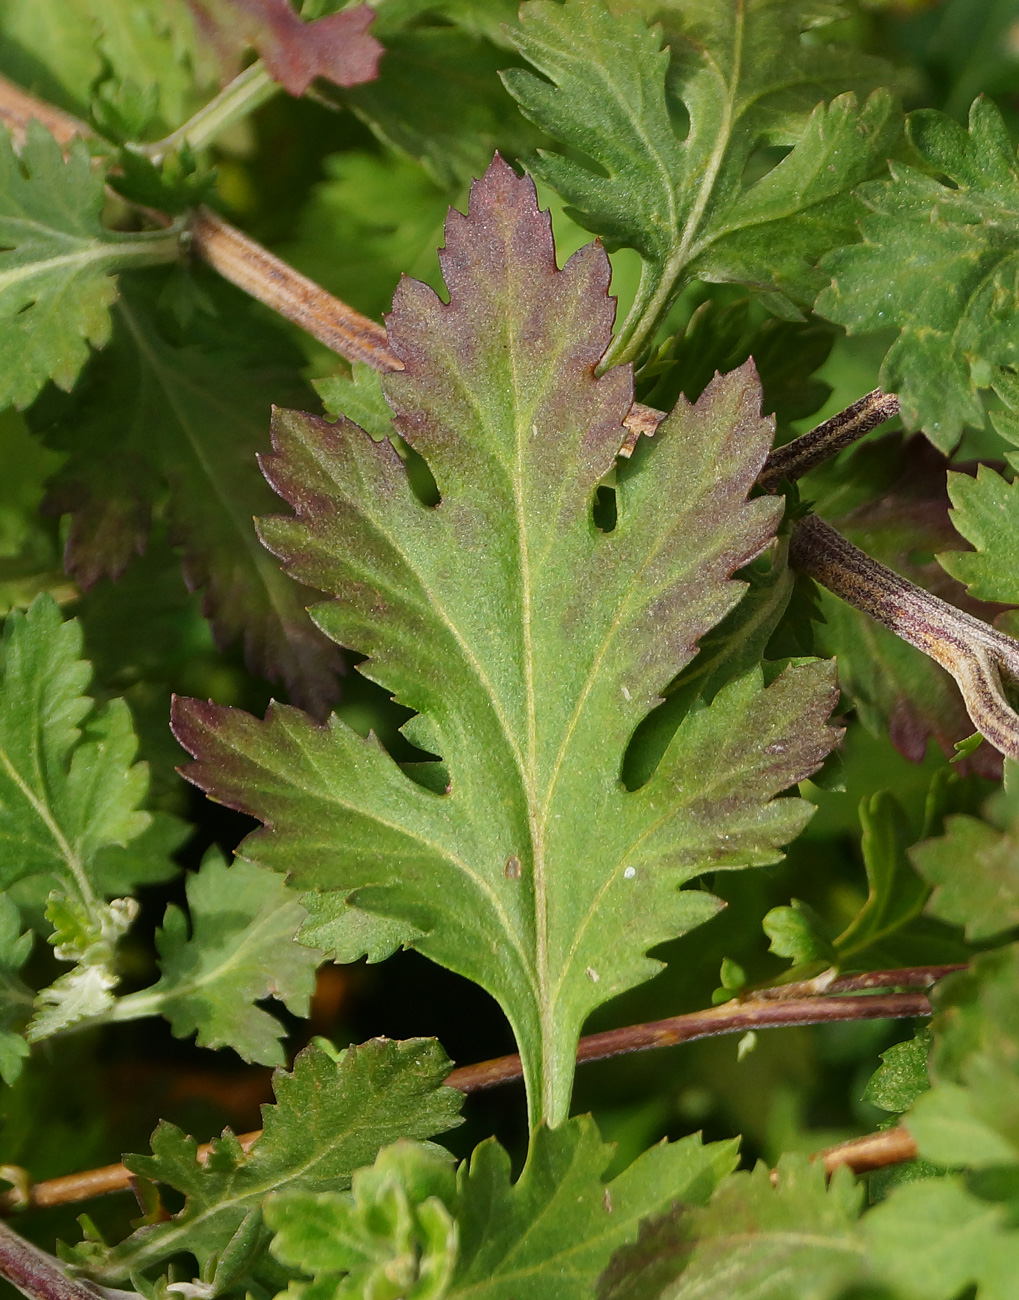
(137, 62, 280, 165)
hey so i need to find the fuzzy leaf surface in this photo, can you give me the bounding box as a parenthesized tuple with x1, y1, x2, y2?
(864, 1028, 932, 1117)
(598, 1157, 865, 1300)
(174, 159, 838, 1125)
(37, 275, 343, 717)
(119, 850, 322, 1066)
(504, 0, 898, 362)
(448, 1117, 736, 1299)
(72, 1039, 464, 1288)
(818, 96, 1019, 445)
(0, 123, 181, 410)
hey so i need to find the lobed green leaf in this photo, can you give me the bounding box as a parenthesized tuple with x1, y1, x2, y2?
(72, 1039, 464, 1289)
(818, 96, 1019, 445)
(505, 0, 899, 362)
(117, 849, 323, 1066)
(174, 159, 839, 1127)
(0, 123, 181, 411)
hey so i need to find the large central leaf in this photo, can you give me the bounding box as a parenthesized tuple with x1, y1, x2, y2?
(173, 158, 838, 1126)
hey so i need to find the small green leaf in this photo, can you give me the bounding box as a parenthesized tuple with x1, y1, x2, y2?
(266, 1140, 458, 1300)
(864, 1029, 932, 1116)
(72, 1039, 464, 1288)
(27, 893, 137, 1042)
(0, 123, 182, 411)
(719, 957, 746, 992)
(940, 464, 1019, 605)
(818, 96, 1019, 445)
(763, 898, 835, 966)
(115, 849, 323, 1066)
(0, 595, 163, 906)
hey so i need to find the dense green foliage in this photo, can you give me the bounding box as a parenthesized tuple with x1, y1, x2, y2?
(6, 1, 1019, 1297)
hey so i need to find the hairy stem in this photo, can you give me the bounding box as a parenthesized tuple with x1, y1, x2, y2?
(455, 991, 930, 1091)
(756, 389, 901, 492)
(790, 512, 1019, 759)
(0, 974, 940, 1216)
(0, 75, 90, 148)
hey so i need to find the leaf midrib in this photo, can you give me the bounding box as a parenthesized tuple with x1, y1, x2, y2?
(0, 736, 95, 909)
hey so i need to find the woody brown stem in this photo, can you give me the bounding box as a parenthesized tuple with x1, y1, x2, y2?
(0, 982, 933, 1215)
(187, 206, 401, 371)
(0, 75, 90, 149)
(819, 1125, 919, 1177)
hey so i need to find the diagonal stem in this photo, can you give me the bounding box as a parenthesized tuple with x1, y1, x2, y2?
(756, 388, 901, 492)
(0, 966, 949, 1217)
(187, 207, 399, 371)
